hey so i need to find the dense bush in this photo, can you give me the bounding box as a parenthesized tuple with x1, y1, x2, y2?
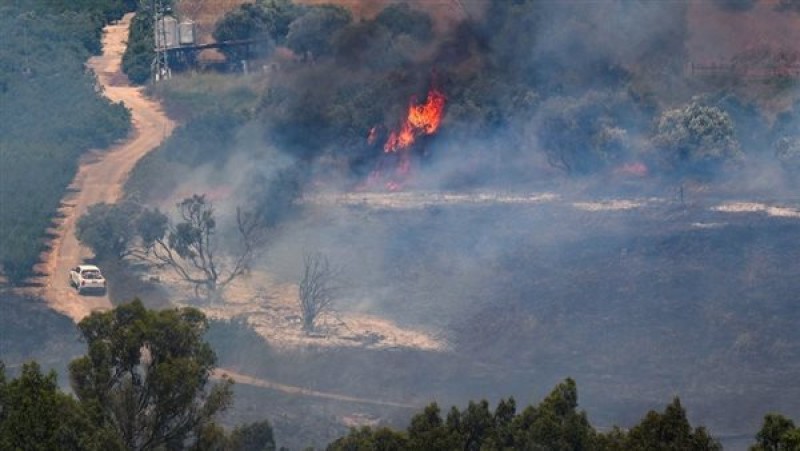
(652, 101, 741, 175)
(0, 3, 131, 284)
(284, 5, 352, 58)
(213, 0, 306, 62)
(121, 5, 156, 84)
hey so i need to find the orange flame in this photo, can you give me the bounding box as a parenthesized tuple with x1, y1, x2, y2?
(384, 89, 446, 153)
(367, 126, 379, 146)
(364, 87, 446, 191)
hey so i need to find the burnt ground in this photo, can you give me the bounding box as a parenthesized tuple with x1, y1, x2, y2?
(211, 195, 800, 450)
(4, 192, 799, 450)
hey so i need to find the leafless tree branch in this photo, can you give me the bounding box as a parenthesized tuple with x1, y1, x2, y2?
(298, 252, 339, 333)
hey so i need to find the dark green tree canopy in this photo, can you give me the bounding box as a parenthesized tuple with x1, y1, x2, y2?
(625, 398, 721, 451)
(328, 379, 727, 451)
(69, 300, 233, 450)
(374, 3, 433, 42)
(285, 5, 352, 58)
(212, 0, 306, 61)
(752, 413, 800, 451)
(228, 420, 277, 451)
(213, 0, 306, 45)
(0, 362, 117, 450)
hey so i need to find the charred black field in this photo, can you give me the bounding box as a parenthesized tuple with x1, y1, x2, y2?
(206, 190, 800, 449)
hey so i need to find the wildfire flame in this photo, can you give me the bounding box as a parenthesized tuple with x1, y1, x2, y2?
(364, 88, 446, 191)
(384, 89, 446, 153)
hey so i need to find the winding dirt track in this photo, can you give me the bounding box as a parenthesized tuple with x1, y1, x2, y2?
(32, 14, 416, 411)
(212, 369, 416, 409)
(38, 14, 175, 321)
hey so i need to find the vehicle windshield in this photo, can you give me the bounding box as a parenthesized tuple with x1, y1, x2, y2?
(82, 270, 102, 279)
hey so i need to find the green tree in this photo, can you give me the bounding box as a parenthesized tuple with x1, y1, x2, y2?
(623, 398, 721, 451)
(325, 381, 730, 450)
(76, 201, 143, 260)
(406, 403, 458, 450)
(213, 0, 305, 61)
(374, 3, 433, 42)
(652, 101, 741, 174)
(327, 426, 407, 451)
(752, 413, 800, 451)
(511, 378, 597, 450)
(121, 1, 174, 84)
(0, 362, 117, 450)
(285, 5, 352, 59)
(228, 420, 277, 451)
(534, 91, 637, 175)
(68, 300, 234, 450)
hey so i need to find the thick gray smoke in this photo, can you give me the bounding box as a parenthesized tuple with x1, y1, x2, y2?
(139, 1, 800, 448)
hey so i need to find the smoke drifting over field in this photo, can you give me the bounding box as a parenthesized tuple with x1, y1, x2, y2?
(134, 1, 800, 447)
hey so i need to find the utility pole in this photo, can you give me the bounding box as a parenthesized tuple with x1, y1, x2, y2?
(152, 0, 171, 82)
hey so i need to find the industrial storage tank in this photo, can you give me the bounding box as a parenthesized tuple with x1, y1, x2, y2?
(178, 20, 196, 46)
(155, 15, 178, 49)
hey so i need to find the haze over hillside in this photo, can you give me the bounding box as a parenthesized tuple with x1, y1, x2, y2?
(2, 0, 800, 449)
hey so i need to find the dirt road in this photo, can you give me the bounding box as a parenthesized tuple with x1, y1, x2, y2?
(37, 14, 175, 322)
(213, 368, 416, 409)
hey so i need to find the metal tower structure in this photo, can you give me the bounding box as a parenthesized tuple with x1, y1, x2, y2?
(152, 0, 171, 82)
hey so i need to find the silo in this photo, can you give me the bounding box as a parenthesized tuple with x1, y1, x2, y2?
(178, 20, 196, 46)
(155, 15, 178, 49)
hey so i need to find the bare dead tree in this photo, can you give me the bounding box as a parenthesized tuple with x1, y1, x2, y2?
(139, 195, 263, 296)
(298, 252, 339, 333)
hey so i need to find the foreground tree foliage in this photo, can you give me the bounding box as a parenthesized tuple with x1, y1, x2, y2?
(69, 300, 234, 449)
(2, 348, 798, 449)
(621, 398, 721, 451)
(1, 302, 276, 450)
(751, 413, 800, 451)
(76, 201, 145, 261)
(329, 379, 723, 451)
(0, 362, 117, 450)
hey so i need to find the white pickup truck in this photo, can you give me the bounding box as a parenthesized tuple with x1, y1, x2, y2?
(69, 264, 107, 295)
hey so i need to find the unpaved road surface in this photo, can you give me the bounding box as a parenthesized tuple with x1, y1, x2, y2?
(213, 368, 416, 409)
(37, 14, 175, 322)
